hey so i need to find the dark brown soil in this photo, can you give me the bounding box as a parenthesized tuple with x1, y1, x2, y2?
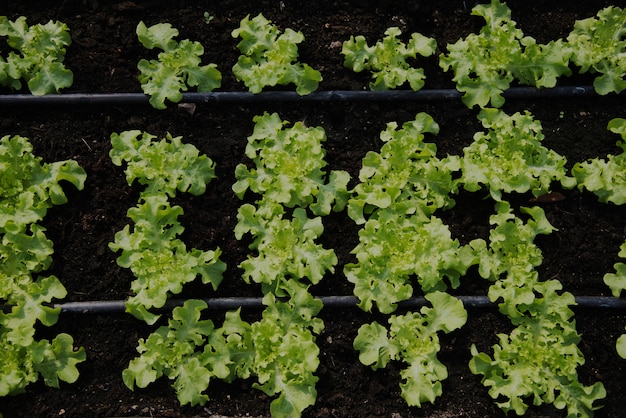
(2, 1, 626, 417)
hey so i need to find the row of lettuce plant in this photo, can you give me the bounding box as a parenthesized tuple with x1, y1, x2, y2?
(344, 113, 471, 406)
(440, 0, 626, 108)
(583, 119, 626, 360)
(120, 113, 349, 417)
(0, 135, 86, 399)
(1, 2, 625, 108)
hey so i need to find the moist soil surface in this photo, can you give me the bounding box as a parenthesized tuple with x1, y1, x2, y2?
(2, 1, 626, 417)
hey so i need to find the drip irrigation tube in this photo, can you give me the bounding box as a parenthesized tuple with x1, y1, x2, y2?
(52, 295, 626, 314)
(0, 85, 601, 106)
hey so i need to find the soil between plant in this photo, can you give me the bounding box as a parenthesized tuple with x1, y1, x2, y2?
(2, 1, 626, 417)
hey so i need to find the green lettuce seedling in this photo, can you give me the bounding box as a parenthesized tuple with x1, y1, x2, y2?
(232, 14, 322, 95)
(136, 21, 222, 109)
(354, 292, 466, 407)
(572, 118, 626, 205)
(567, 6, 626, 95)
(342, 27, 436, 90)
(233, 112, 349, 216)
(439, 0, 571, 108)
(0, 16, 73, 95)
(461, 108, 576, 201)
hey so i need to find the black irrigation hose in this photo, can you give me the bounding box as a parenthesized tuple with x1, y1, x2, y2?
(52, 295, 626, 314)
(0, 85, 602, 106)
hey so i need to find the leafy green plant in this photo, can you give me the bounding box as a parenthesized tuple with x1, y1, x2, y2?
(109, 130, 225, 324)
(461, 108, 576, 201)
(235, 202, 337, 295)
(354, 291, 467, 406)
(232, 13, 322, 95)
(233, 111, 350, 216)
(469, 202, 606, 416)
(567, 6, 626, 95)
(0, 16, 73, 95)
(439, 0, 571, 108)
(572, 118, 626, 205)
(136, 21, 222, 109)
(345, 113, 473, 313)
(0, 134, 86, 397)
(341, 27, 436, 91)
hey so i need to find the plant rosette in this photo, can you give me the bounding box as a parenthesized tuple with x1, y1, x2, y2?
(136, 21, 222, 109)
(342, 26, 436, 91)
(232, 13, 322, 95)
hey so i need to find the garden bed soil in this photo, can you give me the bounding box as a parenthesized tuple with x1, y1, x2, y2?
(2, 1, 626, 417)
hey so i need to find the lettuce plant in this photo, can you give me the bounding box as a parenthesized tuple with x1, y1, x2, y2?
(439, 0, 571, 108)
(0, 135, 86, 397)
(572, 118, 626, 205)
(235, 203, 337, 295)
(109, 130, 225, 324)
(347, 112, 459, 225)
(341, 27, 436, 91)
(232, 14, 322, 95)
(567, 6, 626, 95)
(461, 108, 576, 201)
(469, 202, 606, 416)
(233, 111, 350, 216)
(354, 292, 466, 407)
(0, 16, 73, 95)
(136, 21, 222, 109)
